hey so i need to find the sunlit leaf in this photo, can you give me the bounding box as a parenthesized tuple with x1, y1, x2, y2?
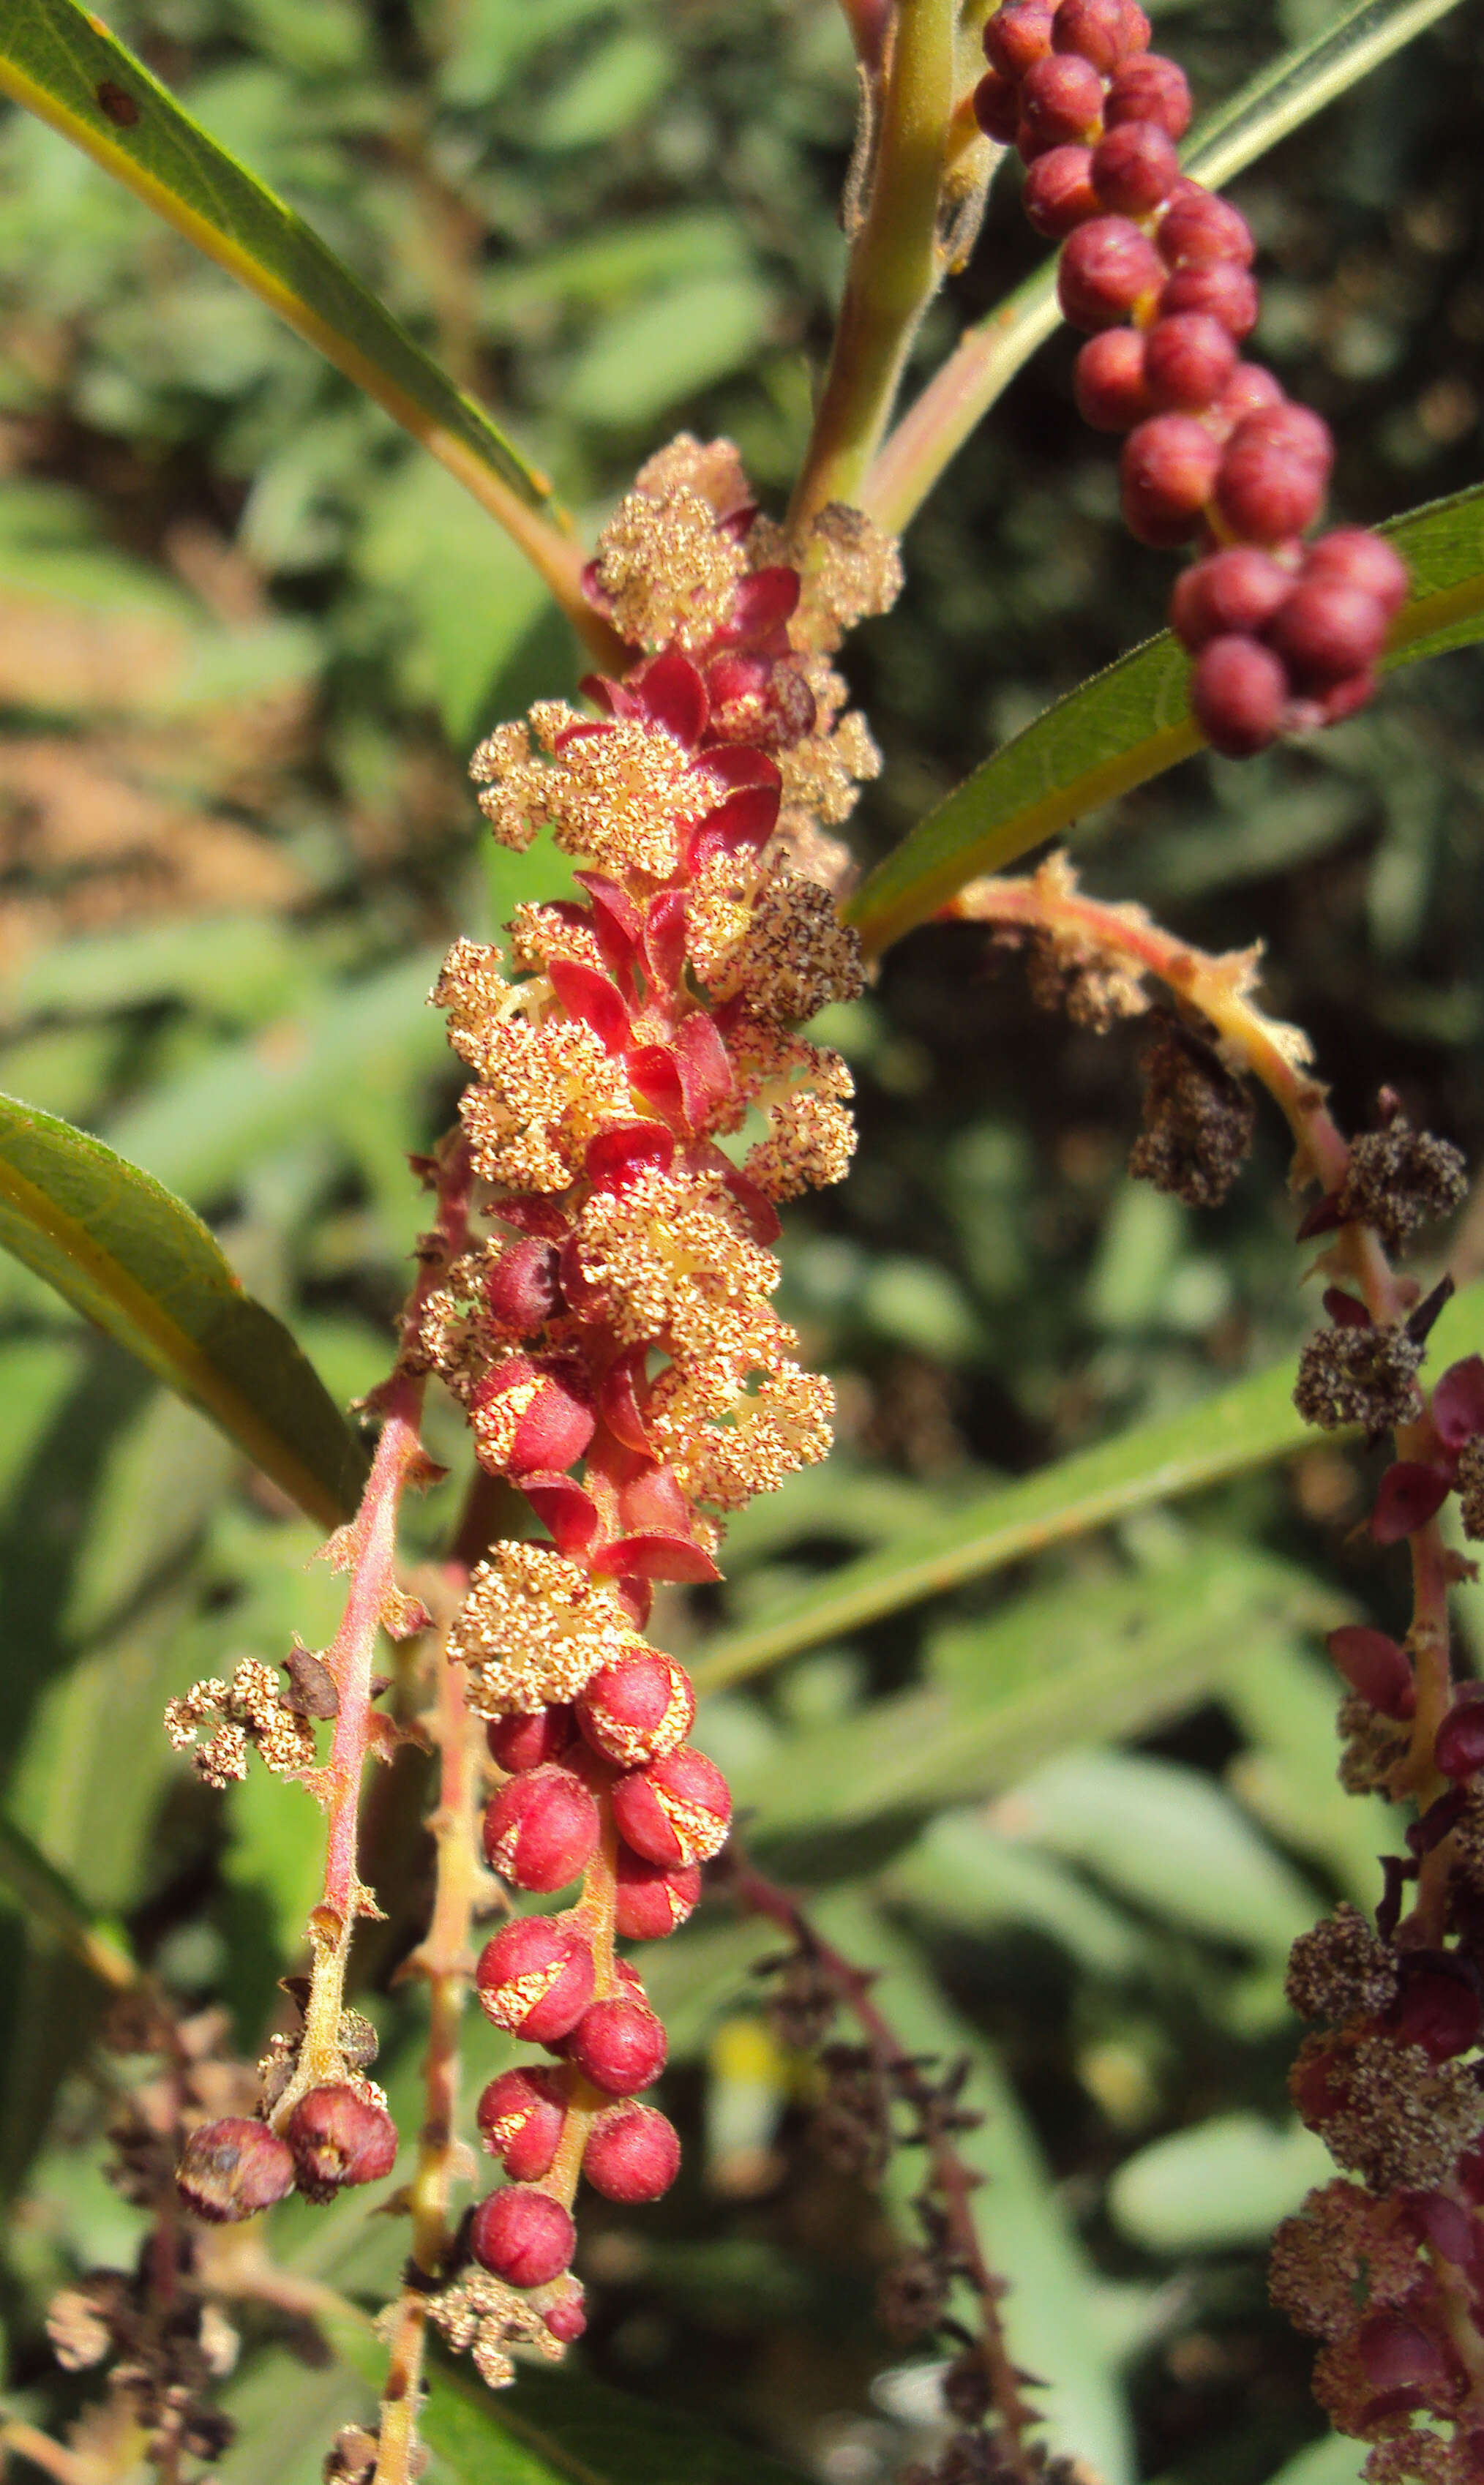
(847, 483, 1484, 958)
(0, 0, 582, 599)
(0, 1092, 367, 1529)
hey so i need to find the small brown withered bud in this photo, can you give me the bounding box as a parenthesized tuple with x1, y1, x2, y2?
(1457, 1437, 1484, 1542)
(1128, 1016, 1256, 1208)
(1335, 1692, 1412, 1798)
(283, 1641, 339, 1720)
(1334, 1117, 1467, 1253)
(877, 2249, 950, 2340)
(766, 1948, 839, 2053)
(324, 2424, 381, 2485)
(285, 2086, 398, 2203)
(1293, 1321, 1425, 1433)
(176, 2117, 296, 2222)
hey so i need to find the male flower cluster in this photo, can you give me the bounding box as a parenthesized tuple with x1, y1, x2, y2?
(413, 437, 900, 2331)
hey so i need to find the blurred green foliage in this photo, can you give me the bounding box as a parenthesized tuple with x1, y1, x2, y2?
(1, 3, 1483, 2481)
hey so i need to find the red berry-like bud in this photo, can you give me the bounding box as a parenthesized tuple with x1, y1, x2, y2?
(470, 2186, 575, 2288)
(583, 2103, 682, 2203)
(1158, 261, 1259, 340)
(484, 1240, 561, 1337)
(176, 2118, 296, 2223)
(1325, 1624, 1415, 1721)
(1156, 184, 1255, 270)
(1190, 634, 1287, 757)
(577, 1652, 696, 1769)
(1434, 1355, 1484, 1453)
(477, 1916, 596, 2043)
(1019, 53, 1105, 156)
(1023, 145, 1098, 237)
(1303, 527, 1409, 618)
(973, 68, 1022, 145)
(1053, 0, 1144, 72)
(1435, 1691, 1484, 1783)
(612, 1747, 732, 1867)
(1120, 413, 1222, 546)
(1142, 311, 1237, 413)
(983, 1, 1054, 80)
(1074, 327, 1151, 431)
(1091, 122, 1178, 215)
(1058, 217, 1163, 333)
(1267, 582, 1388, 690)
(285, 2087, 397, 2203)
(1104, 54, 1191, 139)
(476, 2068, 568, 2181)
(487, 1704, 577, 1774)
(484, 1764, 601, 1894)
(1170, 547, 1292, 651)
(1215, 406, 1333, 543)
(613, 1851, 702, 1940)
(1370, 1461, 1452, 1546)
(567, 1997, 669, 2095)
(1213, 361, 1286, 426)
(544, 2283, 588, 2342)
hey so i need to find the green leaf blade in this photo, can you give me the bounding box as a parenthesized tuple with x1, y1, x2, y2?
(0, 1092, 367, 1529)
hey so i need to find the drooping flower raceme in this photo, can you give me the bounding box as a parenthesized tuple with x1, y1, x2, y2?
(411, 436, 901, 2334)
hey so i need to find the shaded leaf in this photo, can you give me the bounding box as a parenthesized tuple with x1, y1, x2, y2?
(1109, 2113, 1331, 2254)
(0, 1091, 367, 1529)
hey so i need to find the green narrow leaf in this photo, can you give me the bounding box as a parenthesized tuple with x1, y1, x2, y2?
(0, 1092, 367, 1529)
(0, 1813, 135, 1991)
(866, 0, 1469, 536)
(692, 1274, 1484, 1690)
(846, 481, 1484, 958)
(0, 0, 579, 590)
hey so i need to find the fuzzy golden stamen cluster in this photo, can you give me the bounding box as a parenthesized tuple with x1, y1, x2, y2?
(165, 1661, 317, 1788)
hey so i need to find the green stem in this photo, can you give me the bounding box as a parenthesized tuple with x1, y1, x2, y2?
(788, 0, 960, 531)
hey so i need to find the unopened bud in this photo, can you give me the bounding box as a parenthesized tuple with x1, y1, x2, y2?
(484, 1764, 601, 1892)
(476, 2068, 568, 2181)
(566, 1996, 668, 2095)
(1434, 1690, 1484, 1783)
(612, 1746, 732, 1868)
(176, 2117, 296, 2223)
(470, 2187, 575, 2288)
(583, 2102, 681, 2202)
(476, 1916, 595, 2043)
(285, 2087, 397, 2203)
(613, 1851, 702, 1940)
(487, 1704, 577, 1774)
(577, 1651, 695, 1769)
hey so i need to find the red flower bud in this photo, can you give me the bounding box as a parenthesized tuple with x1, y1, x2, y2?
(1104, 54, 1191, 139)
(1120, 413, 1222, 547)
(566, 1996, 669, 2095)
(1390, 1959, 1482, 2062)
(487, 1704, 577, 1774)
(1303, 528, 1409, 619)
(983, 1, 1054, 80)
(612, 1747, 732, 1868)
(1074, 328, 1153, 432)
(1170, 547, 1293, 653)
(1024, 145, 1098, 239)
(613, 1851, 702, 1940)
(973, 69, 1022, 145)
(484, 1765, 602, 1893)
(1156, 184, 1255, 270)
(1158, 261, 1259, 339)
(1370, 1461, 1451, 1546)
(477, 1916, 596, 2043)
(578, 1652, 696, 1768)
(1433, 1356, 1484, 1453)
(1325, 1625, 1415, 1720)
(485, 1240, 561, 1337)
(1091, 122, 1179, 216)
(1142, 312, 1237, 413)
(1435, 1691, 1484, 1783)
(176, 2117, 296, 2223)
(1019, 53, 1107, 155)
(1215, 408, 1333, 545)
(544, 2283, 588, 2342)
(583, 2102, 682, 2203)
(470, 2186, 575, 2288)
(1059, 217, 1164, 333)
(1190, 634, 1287, 757)
(1267, 581, 1389, 691)
(1053, 0, 1145, 73)
(476, 2068, 568, 2181)
(285, 2087, 398, 2203)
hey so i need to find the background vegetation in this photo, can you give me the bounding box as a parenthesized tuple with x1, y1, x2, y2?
(3, 3, 1484, 2480)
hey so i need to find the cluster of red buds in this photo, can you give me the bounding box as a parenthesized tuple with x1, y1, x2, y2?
(973, 0, 1411, 757)
(400, 437, 902, 2336)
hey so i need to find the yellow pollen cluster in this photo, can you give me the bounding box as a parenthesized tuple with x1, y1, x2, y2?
(165, 1661, 317, 1788)
(469, 1370, 543, 1475)
(508, 902, 605, 978)
(700, 864, 865, 1024)
(593, 480, 749, 653)
(649, 1356, 833, 1510)
(432, 937, 516, 1080)
(746, 1085, 855, 1201)
(458, 1018, 632, 1194)
(574, 1169, 781, 1357)
(778, 700, 883, 828)
(448, 1542, 644, 1714)
(474, 705, 705, 879)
